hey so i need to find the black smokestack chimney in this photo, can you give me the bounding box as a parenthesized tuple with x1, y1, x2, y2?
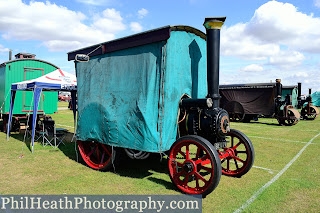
(309, 88, 312, 96)
(9, 49, 12, 61)
(203, 17, 226, 108)
(275, 79, 282, 97)
(297, 82, 301, 98)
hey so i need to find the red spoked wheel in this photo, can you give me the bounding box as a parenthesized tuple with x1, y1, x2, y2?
(168, 135, 221, 197)
(218, 129, 254, 177)
(78, 140, 115, 171)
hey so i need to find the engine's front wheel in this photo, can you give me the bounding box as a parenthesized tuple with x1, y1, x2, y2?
(168, 135, 222, 197)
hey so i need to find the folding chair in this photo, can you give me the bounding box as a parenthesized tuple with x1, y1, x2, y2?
(40, 120, 66, 148)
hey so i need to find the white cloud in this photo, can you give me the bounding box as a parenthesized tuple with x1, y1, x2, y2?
(315, 0, 320, 8)
(138, 8, 148, 19)
(247, 1, 320, 53)
(0, 44, 9, 52)
(130, 22, 143, 32)
(75, 0, 113, 6)
(269, 50, 305, 68)
(0, 0, 126, 51)
(240, 64, 264, 72)
(221, 1, 320, 68)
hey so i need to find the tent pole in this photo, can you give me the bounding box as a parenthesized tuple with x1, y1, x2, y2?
(31, 87, 42, 153)
(7, 90, 17, 141)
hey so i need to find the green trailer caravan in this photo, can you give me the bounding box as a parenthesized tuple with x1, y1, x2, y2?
(282, 85, 298, 108)
(0, 53, 59, 131)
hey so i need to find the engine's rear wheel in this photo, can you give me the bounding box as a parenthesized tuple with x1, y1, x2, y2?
(218, 129, 255, 177)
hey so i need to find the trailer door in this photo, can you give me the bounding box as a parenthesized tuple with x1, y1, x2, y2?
(22, 67, 44, 112)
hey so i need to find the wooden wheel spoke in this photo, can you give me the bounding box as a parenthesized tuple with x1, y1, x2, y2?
(237, 150, 247, 154)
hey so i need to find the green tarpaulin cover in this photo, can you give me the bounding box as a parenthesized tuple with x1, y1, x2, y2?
(312, 91, 320, 106)
(75, 30, 208, 152)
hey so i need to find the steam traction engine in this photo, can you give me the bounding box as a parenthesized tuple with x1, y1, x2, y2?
(68, 17, 255, 197)
(219, 79, 300, 126)
(274, 79, 300, 125)
(297, 84, 319, 120)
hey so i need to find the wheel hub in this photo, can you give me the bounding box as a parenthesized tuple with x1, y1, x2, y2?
(183, 161, 195, 174)
(224, 147, 236, 158)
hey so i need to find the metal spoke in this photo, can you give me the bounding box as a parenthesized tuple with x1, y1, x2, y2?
(196, 147, 201, 158)
(195, 154, 208, 165)
(234, 159, 239, 170)
(221, 158, 226, 164)
(175, 170, 185, 179)
(195, 175, 199, 189)
(101, 144, 111, 156)
(227, 159, 230, 170)
(186, 144, 190, 160)
(178, 150, 186, 158)
(201, 166, 213, 172)
(100, 150, 105, 164)
(194, 172, 207, 184)
(96, 144, 100, 161)
(184, 174, 190, 185)
(87, 146, 97, 157)
(234, 156, 245, 163)
(232, 141, 242, 150)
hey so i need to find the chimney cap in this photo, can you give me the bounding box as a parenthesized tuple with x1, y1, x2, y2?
(203, 17, 226, 30)
(14, 52, 36, 59)
(276, 79, 281, 83)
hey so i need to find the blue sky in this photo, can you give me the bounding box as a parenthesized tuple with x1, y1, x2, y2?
(0, 0, 320, 94)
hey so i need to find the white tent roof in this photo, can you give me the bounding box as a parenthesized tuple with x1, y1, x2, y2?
(11, 69, 77, 91)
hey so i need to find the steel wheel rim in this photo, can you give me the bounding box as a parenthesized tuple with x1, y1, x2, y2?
(168, 140, 215, 194)
(78, 140, 113, 170)
(219, 133, 249, 176)
(302, 106, 319, 120)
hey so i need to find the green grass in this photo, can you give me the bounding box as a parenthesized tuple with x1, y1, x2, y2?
(1, 104, 319, 212)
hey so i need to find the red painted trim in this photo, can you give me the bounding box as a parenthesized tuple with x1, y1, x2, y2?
(58, 69, 65, 76)
(45, 76, 62, 81)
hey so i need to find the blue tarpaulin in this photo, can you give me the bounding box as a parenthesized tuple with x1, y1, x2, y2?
(74, 29, 208, 152)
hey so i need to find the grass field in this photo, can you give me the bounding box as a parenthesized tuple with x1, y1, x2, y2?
(0, 103, 319, 212)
